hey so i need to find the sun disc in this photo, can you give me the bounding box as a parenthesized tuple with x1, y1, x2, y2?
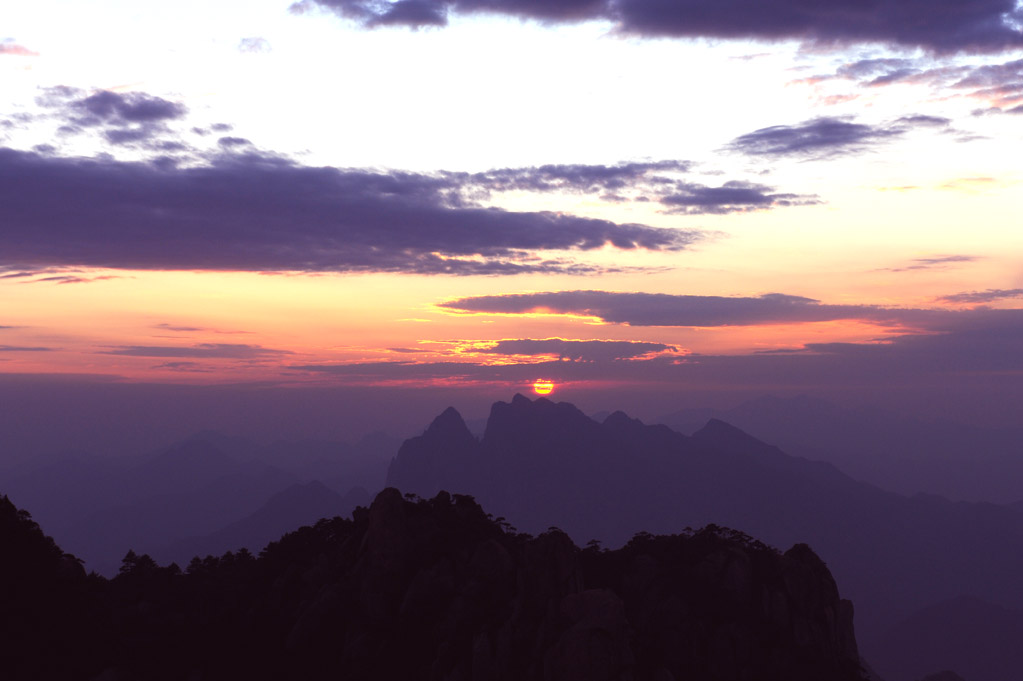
(533, 379, 554, 395)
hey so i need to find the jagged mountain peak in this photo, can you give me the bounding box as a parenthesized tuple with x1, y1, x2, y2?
(424, 405, 473, 441)
(602, 409, 644, 430)
(484, 393, 594, 443)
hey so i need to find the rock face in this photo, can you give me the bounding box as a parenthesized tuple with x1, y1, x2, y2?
(2, 489, 867, 681)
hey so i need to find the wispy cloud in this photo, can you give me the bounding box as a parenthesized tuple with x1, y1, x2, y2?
(0, 41, 39, 57)
(938, 288, 1023, 304)
(883, 255, 980, 272)
(473, 338, 680, 361)
(101, 343, 290, 358)
(238, 37, 272, 53)
(439, 290, 949, 328)
(797, 57, 1023, 115)
(727, 115, 953, 159)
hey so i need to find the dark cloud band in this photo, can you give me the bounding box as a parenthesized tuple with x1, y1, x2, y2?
(296, 0, 1023, 52)
(439, 290, 953, 327)
(476, 338, 678, 361)
(0, 148, 703, 276)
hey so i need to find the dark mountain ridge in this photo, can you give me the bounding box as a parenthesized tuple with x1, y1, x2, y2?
(0, 490, 868, 681)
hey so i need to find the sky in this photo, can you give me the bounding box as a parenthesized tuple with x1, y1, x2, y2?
(2, 0, 1023, 447)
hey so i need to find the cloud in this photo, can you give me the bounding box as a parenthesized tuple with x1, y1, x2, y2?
(463, 161, 692, 195)
(658, 181, 819, 214)
(0, 41, 38, 57)
(0, 345, 52, 352)
(296, 0, 1023, 52)
(33, 87, 187, 148)
(808, 57, 1023, 114)
(35, 274, 122, 284)
(726, 115, 951, 159)
(289, 309, 1023, 406)
(475, 338, 679, 361)
(438, 290, 944, 327)
(0, 147, 709, 276)
(101, 343, 290, 358)
(938, 288, 1023, 304)
(459, 161, 817, 215)
(884, 255, 979, 272)
(153, 323, 253, 334)
(151, 361, 216, 372)
(239, 37, 272, 53)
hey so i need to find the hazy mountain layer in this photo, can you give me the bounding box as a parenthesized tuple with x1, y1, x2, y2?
(388, 394, 1023, 678)
(657, 394, 1023, 503)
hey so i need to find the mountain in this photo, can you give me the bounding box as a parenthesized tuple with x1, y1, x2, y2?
(0, 490, 868, 681)
(657, 394, 1023, 503)
(155, 482, 370, 565)
(387, 394, 1023, 673)
(871, 595, 1023, 681)
(3, 429, 395, 573)
(0, 496, 101, 679)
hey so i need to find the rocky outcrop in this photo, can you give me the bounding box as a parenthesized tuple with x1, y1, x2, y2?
(1, 489, 867, 681)
(264, 489, 867, 681)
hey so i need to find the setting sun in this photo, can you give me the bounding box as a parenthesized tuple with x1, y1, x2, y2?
(532, 379, 554, 395)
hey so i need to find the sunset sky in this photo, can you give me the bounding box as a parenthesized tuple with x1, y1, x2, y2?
(2, 0, 1022, 444)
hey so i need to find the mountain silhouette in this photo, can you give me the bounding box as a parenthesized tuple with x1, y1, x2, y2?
(871, 595, 1023, 681)
(388, 394, 1023, 676)
(0, 490, 868, 681)
(658, 394, 1023, 503)
(3, 429, 395, 573)
(155, 481, 370, 565)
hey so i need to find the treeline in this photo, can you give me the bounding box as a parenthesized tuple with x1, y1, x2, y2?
(1, 491, 866, 681)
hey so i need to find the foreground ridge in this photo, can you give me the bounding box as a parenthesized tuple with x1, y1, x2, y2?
(1, 489, 866, 681)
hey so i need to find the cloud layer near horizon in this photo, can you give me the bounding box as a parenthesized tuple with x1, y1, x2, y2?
(439, 290, 954, 327)
(295, 0, 1023, 52)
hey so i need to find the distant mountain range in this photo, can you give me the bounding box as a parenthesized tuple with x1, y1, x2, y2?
(389, 394, 1023, 681)
(154, 481, 370, 566)
(656, 394, 1023, 503)
(871, 595, 1023, 681)
(3, 430, 396, 573)
(5, 393, 1020, 680)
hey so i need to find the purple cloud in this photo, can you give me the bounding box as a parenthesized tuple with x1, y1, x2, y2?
(808, 57, 1023, 114)
(884, 255, 979, 272)
(32, 87, 187, 148)
(938, 288, 1023, 304)
(439, 290, 944, 327)
(0, 345, 52, 352)
(460, 161, 817, 215)
(476, 338, 678, 361)
(151, 361, 216, 372)
(659, 181, 818, 214)
(727, 115, 951, 159)
(296, 0, 1023, 52)
(0, 148, 709, 276)
(101, 343, 290, 358)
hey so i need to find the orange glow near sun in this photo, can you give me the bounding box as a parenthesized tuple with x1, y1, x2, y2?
(533, 379, 554, 395)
